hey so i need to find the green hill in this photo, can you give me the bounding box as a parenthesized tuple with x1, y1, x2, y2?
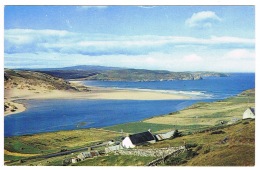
(32, 65, 228, 81)
(4, 69, 89, 92)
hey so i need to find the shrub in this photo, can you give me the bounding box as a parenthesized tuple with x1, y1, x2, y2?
(186, 149, 198, 159)
(169, 111, 180, 115)
(164, 154, 187, 165)
(243, 121, 249, 125)
(203, 147, 210, 154)
(194, 145, 203, 152)
(210, 130, 225, 135)
(185, 143, 198, 149)
(172, 130, 182, 138)
(165, 157, 187, 165)
(186, 131, 192, 135)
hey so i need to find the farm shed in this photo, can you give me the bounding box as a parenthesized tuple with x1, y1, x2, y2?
(77, 151, 99, 160)
(155, 130, 176, 141)
(77, 152, 91, 160)
(122, 131, 156, 148)
(71, 157, 81, 163)
(243, 107, 255, 119)
(105, 144, 124, 153)
(90, 151, 100, 157)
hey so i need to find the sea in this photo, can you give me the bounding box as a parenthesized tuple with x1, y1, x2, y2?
(4, 73, 255, 137)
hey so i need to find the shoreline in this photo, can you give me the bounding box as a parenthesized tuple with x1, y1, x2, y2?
(4, 83, 190, 117)
(4, 100, 26, 116)
(4, 88, 255, 137)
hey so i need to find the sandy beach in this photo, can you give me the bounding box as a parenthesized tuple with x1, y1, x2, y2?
(4, 82, 190, 116)
(4, 100, 26, 116)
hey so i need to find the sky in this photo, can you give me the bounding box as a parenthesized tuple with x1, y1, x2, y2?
(4, 5, 255, 72)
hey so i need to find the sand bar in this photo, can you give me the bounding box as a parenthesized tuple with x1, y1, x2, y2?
(4, 83, 190, 116)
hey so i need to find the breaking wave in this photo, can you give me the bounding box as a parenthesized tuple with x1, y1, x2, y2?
(111, 87, 213, 99)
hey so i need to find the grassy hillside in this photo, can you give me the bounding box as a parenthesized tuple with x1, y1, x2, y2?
(4, 69, 88, 92)
(4, 69, 90, 114)
(138, 119, 255, 166)
(5, 120, 254, 166)
(84, 69, 203, 81)
(35, 65, 228, 81)
(144, 89, 255, 131)
(38, 70, 100, 80)
(4, 129, 122, 155)
(104, 122, 208, 134)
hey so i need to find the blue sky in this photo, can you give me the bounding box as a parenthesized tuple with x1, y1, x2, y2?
(4, 6, 255, 72)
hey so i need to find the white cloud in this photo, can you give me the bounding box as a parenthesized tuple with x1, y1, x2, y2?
(185, 11, 221, 28)
(79, 6, 107, 10)
(183, 54, 203, 62)
(4, 29, 254, 56)
(210, 36, 254, 44)
(138, 6, 156, 9)
(225, 49, 255, 60)
(5, 29, 69, 45)
(4, 52, 101, 69)
(3, 29, 255, 72)
(4, 50, 255, 72)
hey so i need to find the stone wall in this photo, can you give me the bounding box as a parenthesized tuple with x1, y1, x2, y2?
(147, 148, 185, 166)
(113, 146, 186, 158)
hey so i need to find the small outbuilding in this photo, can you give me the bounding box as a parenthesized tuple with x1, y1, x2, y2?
(71, 157, 81, 164)
(122, 131, 156, 148)
(77, 151, 99, 160)
(77, 152, 90, 160)
(105, 144, 124, 153)
(155, 130, 176, 141)
(243, 107, 255, 119)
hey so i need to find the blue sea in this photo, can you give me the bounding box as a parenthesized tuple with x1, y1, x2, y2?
(4, 73, 255, 137)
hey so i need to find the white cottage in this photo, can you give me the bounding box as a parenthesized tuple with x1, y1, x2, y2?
(122, 131, 156, 149)
(243, 108, 255, 119)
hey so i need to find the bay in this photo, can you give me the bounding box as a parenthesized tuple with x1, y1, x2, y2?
(4, 99, 206, 137)
(4, 73, 255, 137)
(83, 73, 255, 99)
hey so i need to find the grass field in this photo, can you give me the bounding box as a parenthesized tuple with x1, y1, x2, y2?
(6, 154, 74, 166)
(4, 128, 122, 156)
(104, 122, 209, 134)
(104, 122, 174, 134)
(144, 89, 254, 127)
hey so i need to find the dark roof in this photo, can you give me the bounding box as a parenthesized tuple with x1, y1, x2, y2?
(249, 107, 255, 114)
(129, 131, 155, 145)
